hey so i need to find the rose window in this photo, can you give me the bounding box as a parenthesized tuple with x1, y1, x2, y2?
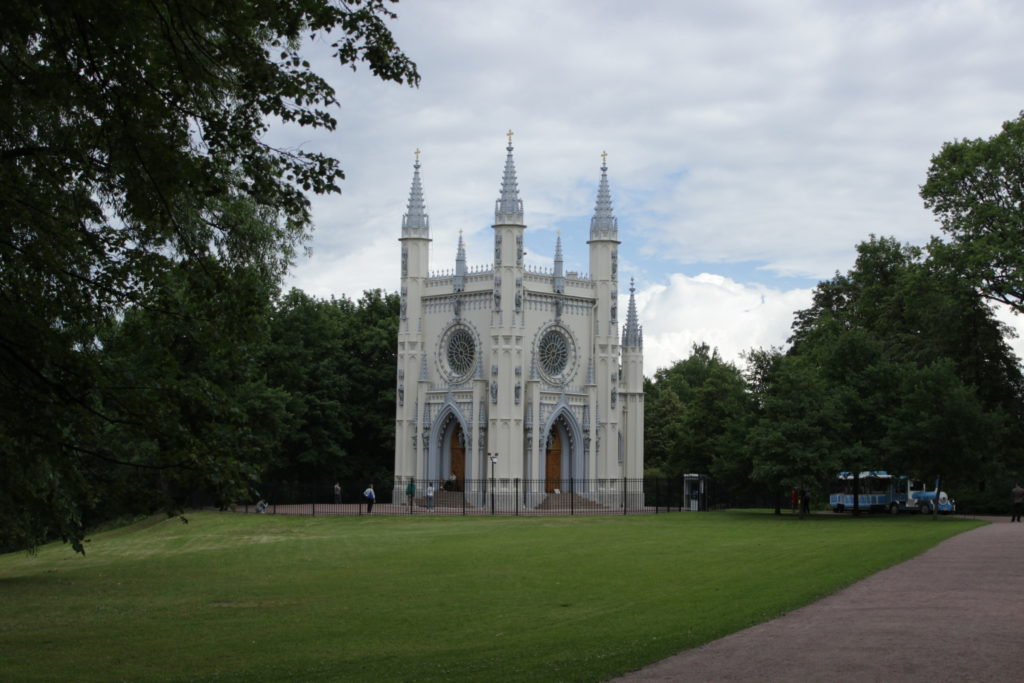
(446, 328, 476, 378)
(538, 329, 569, 376)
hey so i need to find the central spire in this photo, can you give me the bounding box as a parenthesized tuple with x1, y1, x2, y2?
(402, 150, 429, 237)
(494, 130, 524, 225)
(590, 151, 617, 239)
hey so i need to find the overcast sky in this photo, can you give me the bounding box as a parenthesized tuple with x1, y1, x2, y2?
(275, 0, 1024, 375)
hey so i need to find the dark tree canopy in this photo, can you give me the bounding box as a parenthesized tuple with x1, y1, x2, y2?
(643, 343, 753, 480)
(781, 236, 1024, 496)
(745, 350, 841, 503)
(263, 288, 399, 484)
(1, 0, 417, 551)
(921, 112, 1024, 313)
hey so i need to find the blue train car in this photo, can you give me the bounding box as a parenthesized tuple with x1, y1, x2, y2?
(829, 471, 955, 514)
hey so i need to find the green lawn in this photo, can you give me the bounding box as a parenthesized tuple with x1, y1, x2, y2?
(0, 511, 982, 682)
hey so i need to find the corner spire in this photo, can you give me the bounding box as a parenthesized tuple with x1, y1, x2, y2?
(590, 151, 618, 239)
(494, 130, 524, 225)
(623, 278, 642, 348)
(402, 150, 429, 237)
(553, 233, 565, 293)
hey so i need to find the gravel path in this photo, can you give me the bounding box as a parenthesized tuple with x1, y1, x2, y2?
(611, 516, 1023, 682)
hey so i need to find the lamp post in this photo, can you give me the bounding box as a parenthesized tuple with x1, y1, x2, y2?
(489, 452, 498, 515)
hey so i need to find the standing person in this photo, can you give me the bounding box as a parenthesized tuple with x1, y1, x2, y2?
(800, 489, 811, 516)
(363, 484, 375, 514)
(1012, 483, 1024, 522)
(333, 482, 342, 504)
(426, 482, 435, 510)
(405, 479, 416, 506)
(790, 488, 799, 514)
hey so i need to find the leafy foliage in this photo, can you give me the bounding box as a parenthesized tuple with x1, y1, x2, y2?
(644, 343, 754, 480)
(921, 112, 1024, 312)
(746, 352, 841, 500)
(94, 252, 290, 520)
(648, 236, 1024, 511)
(263, 288, 398, 484)
(779, 236, 1024, 497)
(0, 0, 417, 551)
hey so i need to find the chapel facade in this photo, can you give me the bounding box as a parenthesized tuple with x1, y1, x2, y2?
(393, 137, 644, 508)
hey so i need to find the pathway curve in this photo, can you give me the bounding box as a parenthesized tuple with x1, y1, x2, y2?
(612, 517, 1023, 682)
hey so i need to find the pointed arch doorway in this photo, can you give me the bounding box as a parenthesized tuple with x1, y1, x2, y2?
(545, 429, 562, 492)
(431, 409, 469, 492)
(449, 425, 465, 491)
(542, 410, 583, 493)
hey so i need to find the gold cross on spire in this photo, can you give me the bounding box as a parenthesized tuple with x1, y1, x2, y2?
(506, 129, 514, 145)
(601, 150, 608, 165)
(415, 148, 421, 161)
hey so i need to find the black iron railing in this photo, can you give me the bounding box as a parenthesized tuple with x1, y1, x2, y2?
(207, 476, 728, 517)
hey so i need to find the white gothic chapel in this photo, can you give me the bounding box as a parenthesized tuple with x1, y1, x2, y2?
(393, 136, 644, 508)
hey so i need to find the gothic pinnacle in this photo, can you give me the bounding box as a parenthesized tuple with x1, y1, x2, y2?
(402, 149, 429, 236)
(623, 277, 642, 348)
(590, 151, 617, 239)
(494, 130, 524, 225)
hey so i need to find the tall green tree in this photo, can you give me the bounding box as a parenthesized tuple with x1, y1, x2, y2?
(745, 352, 841, 512)
(262, 288, 398, 484)
(783, 236, 1023, 498)
(94, 247, 290, 522)
(263, 290, 353, 483)
(882, 359, 998, 488)
(0, 0, 418, 551)
(341, 289, 400, 482)
(644, 344, 753, 479)
(921, 112, 1024, 313)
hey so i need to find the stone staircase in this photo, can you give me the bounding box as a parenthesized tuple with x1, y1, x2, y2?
(533, 492, 607, 511)
(416, 490, 474, 508)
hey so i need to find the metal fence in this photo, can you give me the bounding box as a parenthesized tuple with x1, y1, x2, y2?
(213, 476, 728, 517)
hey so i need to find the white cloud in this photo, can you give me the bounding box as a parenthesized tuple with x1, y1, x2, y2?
(275, 0, 1024, 365)
(630, 274, 814, 374)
